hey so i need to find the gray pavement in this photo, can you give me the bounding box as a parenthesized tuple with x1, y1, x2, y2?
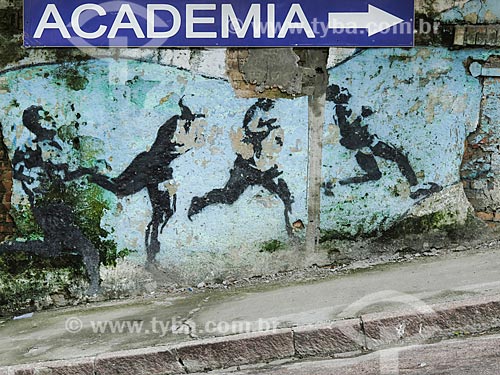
(194, 246, 500, 329)
(2, 245, 500, 366)
(202, 334, 500, 375)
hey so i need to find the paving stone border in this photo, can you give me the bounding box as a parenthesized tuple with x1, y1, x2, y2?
(3, 295, 500, 374)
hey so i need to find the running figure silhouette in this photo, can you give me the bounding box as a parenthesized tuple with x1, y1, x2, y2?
(90, 98, 206, 266)
(0, 105, 101, 295)
(326, 84, 441, 200)
(188, 99, 294, 235)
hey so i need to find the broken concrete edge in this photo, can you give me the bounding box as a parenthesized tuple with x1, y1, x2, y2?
(3, 294, 500, 374)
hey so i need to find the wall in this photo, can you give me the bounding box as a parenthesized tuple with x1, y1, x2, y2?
(0, 129, 13, 241)
(322, 47, 487, 237)
(462, 73, 500, 220)
(428, 0, 500, 23)
(0, 60, 308, 262)
(0, 0, 500, 310)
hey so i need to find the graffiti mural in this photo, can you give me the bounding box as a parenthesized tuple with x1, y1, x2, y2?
(321, 48, 485, 237)
(0, 106, 100, 294)
(326, 84, 442, 200)
(0, 60, 308, 285)
(90, 98, 206, 267)
(0, 49, 489, 289)
(188, 99, 294, 235)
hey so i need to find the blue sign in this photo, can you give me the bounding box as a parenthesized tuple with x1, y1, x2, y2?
(24, 0, 414, 48)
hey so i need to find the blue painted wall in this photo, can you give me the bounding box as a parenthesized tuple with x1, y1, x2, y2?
(0, 60, 308, 268)
(0, 46, 499, 288)
(321, 48, 493, 236)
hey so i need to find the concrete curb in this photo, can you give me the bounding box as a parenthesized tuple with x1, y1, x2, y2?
(95, 346, 183, 375)
(173, 329, 294, 373)
(361, 294, 500, 350)
(3, 295, 500, 374)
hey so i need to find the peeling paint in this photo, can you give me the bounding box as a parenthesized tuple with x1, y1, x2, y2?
(438, 0, 500, 23)
(0, 25, 499, 305)
(0, 60, 308, 270)
(322, 47, 493, 237)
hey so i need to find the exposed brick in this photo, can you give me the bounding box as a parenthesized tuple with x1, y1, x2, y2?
(2, 185, 12, 194)
(3, 191, 12, 203)
(0, 130, 14, 241)
(3, 172, 11, 179)
(0, 225, 13, 232)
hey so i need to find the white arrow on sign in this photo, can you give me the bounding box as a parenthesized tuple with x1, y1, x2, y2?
(328, 4, 404, 37)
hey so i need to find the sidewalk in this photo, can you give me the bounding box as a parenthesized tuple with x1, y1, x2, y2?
(2, 244, 500, 372)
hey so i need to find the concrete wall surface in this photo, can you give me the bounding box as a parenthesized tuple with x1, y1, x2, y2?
(0, 0, 499, 310)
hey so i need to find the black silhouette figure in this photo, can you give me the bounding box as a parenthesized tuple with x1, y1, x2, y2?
(188, 99, 294, 235)
(0, 106, 100, 295)
(326, 85, 441, 199)
(90, 99, 205, 266)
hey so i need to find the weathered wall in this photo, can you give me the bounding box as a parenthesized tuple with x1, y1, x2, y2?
(0, 129, 13, 241)
(0, 0, 500, 310)
(426, 0, 500, 23)
(0, 60, 308, 258)
(462, 72, 500, 220)
(321, 47, 488, 237)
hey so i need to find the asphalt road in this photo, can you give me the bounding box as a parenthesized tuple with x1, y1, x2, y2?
(202, 334, 500, 375)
